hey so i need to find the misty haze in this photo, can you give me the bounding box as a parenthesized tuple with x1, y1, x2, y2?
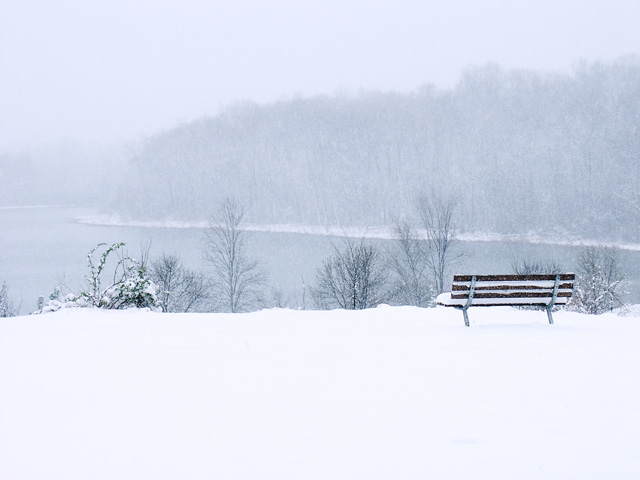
(3, 58, 640, 313)
(2, 1, 640, 479)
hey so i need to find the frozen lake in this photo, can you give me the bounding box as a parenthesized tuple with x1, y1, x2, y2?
(1, 206, 639, 314)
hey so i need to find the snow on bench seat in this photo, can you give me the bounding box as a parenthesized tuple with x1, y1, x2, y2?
(437, 274, 575, 326)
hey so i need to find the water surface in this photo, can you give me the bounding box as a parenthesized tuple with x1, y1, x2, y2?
(1, 206, 638, 314)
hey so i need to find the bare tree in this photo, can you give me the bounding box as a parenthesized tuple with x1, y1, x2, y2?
(418, 194, 460, 295)
(509, 259, 563, 311)
(387, 219, 433, 307)
(511, 259, 561, 275)
(312, 237, 388, 310)
(262, 286, 296, 309)
(204, 198, 266, 313)
(571, 246, 626, 314)
(150, 254, 208, 313)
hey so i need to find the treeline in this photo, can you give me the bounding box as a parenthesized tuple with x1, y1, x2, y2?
(112, 57, 640, 241)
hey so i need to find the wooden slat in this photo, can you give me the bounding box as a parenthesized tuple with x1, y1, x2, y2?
(451, 291, 573, 299)
(453, 281, 573, 288)
(452, 289, 573, 297)
(438, 296, 570, 307)
(452, 283, 574, 291)
(453, 274, 575, 282)
(457, 302, 561, 307)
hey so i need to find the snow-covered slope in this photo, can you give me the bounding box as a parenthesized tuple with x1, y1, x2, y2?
(1, 306, 639, 479)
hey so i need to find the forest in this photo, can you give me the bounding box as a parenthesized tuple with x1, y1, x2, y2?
(1, 58, 638, 242)
(106, 57, 640, 242)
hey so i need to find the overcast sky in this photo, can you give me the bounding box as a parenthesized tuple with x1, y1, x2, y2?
(1, 0, 639, 151)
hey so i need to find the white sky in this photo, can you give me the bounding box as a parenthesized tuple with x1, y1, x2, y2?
(1, 0, 639, 151)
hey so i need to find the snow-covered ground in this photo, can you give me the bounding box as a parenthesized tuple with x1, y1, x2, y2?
(2, 306, 639, 479)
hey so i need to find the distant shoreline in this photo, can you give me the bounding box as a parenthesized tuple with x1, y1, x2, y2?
(74, 214, 640, 252)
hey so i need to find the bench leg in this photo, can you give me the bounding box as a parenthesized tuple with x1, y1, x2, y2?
(462, 308, 470, 327)
(546, 307, 554, 325)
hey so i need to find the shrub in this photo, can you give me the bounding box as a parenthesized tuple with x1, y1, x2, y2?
(570, 247, 625, 314)
(34, 243, 158, 314)
(150, 253, 208, 312)
(312, 238, 388, 310)
(0, 282, 17, 317)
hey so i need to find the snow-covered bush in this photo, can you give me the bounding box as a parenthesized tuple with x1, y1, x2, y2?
(79, 243, 158, 309)
(0, 282, 17, 317)
(100, 261, 158, 309)
(570, 247, 625, 314)
(615, 304, 640, 317)
(34, 243, 158, 314)
(37, 292, 90, 314)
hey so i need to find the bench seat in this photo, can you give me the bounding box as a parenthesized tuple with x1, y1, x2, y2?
(437, 274, 575, 326)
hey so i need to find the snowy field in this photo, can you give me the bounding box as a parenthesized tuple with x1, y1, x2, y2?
(1, 306, 639, 479)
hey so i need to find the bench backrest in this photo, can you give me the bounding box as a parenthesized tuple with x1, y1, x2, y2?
(452, 274, 575, 307)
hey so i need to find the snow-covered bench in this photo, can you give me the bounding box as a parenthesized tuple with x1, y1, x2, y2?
(437, 274, 575, 326)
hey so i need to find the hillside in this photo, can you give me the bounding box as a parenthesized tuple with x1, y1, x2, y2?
(2, 306, 639, 479)
(113, 58, 640, 242)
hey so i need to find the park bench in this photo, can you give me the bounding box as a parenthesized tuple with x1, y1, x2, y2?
(437, 274, 575, 326)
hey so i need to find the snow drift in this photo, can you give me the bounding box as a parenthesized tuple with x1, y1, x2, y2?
(1, 306, 639, 479)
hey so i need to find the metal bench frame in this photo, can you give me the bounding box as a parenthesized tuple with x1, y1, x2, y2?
(439, 274, 575, 326)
